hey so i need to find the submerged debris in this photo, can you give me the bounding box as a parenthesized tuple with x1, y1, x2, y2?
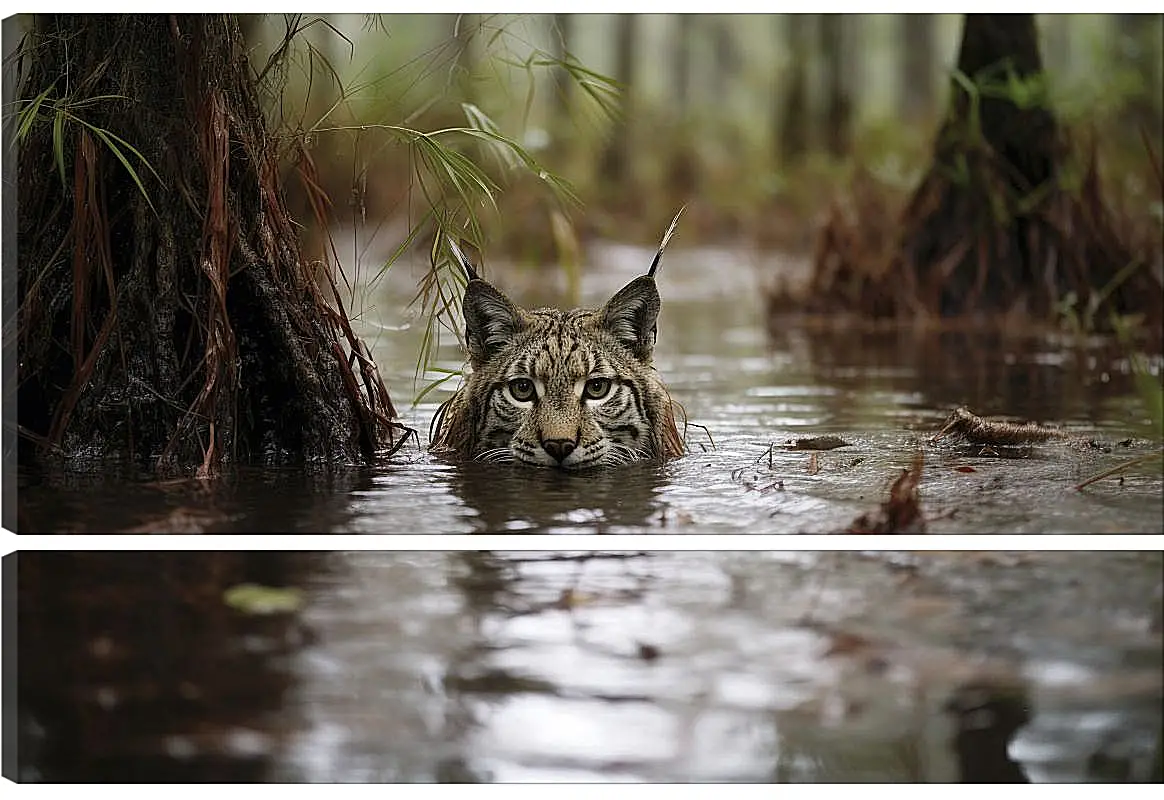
(845, 451, 927, 534)
(931, 407, 1100, 449)
(636, 642, 662, 662)
(786, 435, 851, 451)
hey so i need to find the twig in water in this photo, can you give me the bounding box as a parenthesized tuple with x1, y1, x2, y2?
(1074, 452, 1163, 491)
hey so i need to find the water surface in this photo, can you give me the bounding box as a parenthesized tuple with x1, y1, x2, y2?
(15, 242, 1163, 533)
(16, 550, 1163, 782)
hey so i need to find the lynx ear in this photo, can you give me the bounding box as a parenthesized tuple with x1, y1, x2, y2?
(600, 275, 660, 362)
(463, 280, 524, 369)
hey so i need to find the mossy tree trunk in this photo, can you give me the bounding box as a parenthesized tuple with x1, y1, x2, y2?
(900, 13, 1060, 316)
(905, 13, 1161, 328)
(797, 14, 1161, 336)
(15, 14, 401, 475)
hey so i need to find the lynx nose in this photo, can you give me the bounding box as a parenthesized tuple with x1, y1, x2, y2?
(541, 438, 576, 463)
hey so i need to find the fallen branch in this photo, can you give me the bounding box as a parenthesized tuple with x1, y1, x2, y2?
(931, 406, 1078, 447)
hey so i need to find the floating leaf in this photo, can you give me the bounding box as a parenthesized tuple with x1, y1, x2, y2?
(223, 583, 304, 615)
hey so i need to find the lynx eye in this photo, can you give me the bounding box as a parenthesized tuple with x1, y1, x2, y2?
(583, 377, 613, 400)
(507, 377, 537, 402)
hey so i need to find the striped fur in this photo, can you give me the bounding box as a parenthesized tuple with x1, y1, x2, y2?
(431, 274, 684, 470)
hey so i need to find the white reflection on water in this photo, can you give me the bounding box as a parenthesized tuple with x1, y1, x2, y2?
(277, 550, 1162, 782)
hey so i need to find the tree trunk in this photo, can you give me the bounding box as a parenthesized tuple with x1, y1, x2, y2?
(598, 14, 637, 188)
(14, 14, 401, 475)
(1042, 13, 1072, 81)
(776, 14, 810, 164)
(819, 14, 852, 157)
(897, 13, 1160, 329)
(900, 14, 935, 123)
(903, 13, 1059, 315)
(792, 13, 1161, 337)
(674, 15, 692, 114)
(710, 17, 738, 102)
(665, 15, 698, 200)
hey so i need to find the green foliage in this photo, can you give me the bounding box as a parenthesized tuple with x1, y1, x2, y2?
(517, 50, 622, 121)
(1056, 259, 1147, 339)
(1049, 26, 1156, 127)
(246, 14, 1161, 408)
(12, 85, 161, 212)
(254, 15, 599, 404)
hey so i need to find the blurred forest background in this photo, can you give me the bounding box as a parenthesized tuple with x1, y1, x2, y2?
(241, 13, 1163, 264)
(8, 13, 1163, 473)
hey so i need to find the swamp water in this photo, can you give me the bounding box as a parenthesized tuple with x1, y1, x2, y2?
(14, 242, 1164, 533)
(15, 550, 1163, 782)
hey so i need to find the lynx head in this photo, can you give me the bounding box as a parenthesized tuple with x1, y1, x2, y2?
(431, 217, 686, 470)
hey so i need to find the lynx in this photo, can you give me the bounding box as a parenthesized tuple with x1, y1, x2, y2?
(430, 216, 685, 470)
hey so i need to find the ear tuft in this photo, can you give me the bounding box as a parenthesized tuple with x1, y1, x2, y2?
(447, 236, 481, 282)
(463, 280, 523, 368)
(600, 275, 660, 362)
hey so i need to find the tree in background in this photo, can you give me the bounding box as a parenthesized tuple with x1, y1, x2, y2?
(12, 14, 401, 475)
(1115, 14, 1164, 154)
(900, 14, 936, 124)
(665, 15, 699, 201)
(775, 14, 810, 164)
(598, 14, 638, 194)
(819, 14, 853, 158)
(796, 13, 1162, 336)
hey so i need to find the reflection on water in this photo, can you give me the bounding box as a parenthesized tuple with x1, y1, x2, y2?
(13, 244, 1163, 533)
(450, 460, 669, 533)
(15, 552, 314, 781)
(767, 322, 1147, 427)
(13, 551, 1163, 782)
(946, 681, 1032, 783)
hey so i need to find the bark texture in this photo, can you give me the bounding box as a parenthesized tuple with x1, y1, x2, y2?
(15, 14, 402, 474)
(780, 14, 1162, 339)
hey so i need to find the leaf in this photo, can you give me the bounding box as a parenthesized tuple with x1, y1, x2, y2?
(223, 583, 305, 615)
(51, 108, 67, 188)
(412, 371, 460, 407)
(15, 83, 55, 143)
(71, 115, 160, 213)
(461, 102, 520, 169)
(369, 207, 433, 288)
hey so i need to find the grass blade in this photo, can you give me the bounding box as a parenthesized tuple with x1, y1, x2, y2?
(15, 83, 54, 143)
(51, 108, 67, 187)
(70, 116, 159, 213)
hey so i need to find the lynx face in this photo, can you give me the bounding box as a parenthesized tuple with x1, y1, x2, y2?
(430, 274, 684, 470)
